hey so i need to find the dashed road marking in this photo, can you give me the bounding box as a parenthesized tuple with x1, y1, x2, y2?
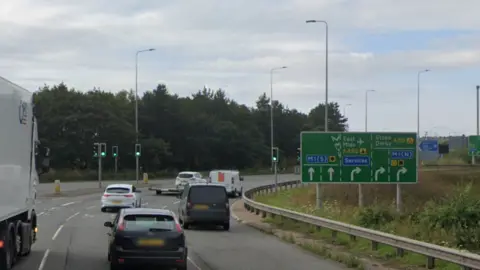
(162, 205, 168, 209)
(52, 225, 64, 240)
(38, 249, 50, 270)
(66, 212, 80, 221)
(38, 212, 44, 216)
(61, 201, 76, 207)
(173, 200, 180, 204)
(188, 256, 202, 270)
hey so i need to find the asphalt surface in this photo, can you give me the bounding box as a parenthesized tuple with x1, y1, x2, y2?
(18, 174, 347, 270)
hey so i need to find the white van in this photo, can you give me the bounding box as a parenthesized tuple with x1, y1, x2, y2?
(208, 170, 244, 197)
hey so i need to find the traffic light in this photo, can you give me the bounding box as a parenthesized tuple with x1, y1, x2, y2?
(93, 143, 98, 158)
(112, 146, 118, 158)
(296, 148, 301, 163)
(100, 143, 107, 158)
(135, 144, 141, 157)
(272, 147, 279, 162)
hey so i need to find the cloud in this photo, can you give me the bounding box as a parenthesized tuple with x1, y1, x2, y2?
(1, 0, 479, 135)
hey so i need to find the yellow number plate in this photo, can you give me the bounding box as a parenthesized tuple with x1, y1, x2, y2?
(137, 239, 164, 246)
(112, 200, 122, 204)
(193, 204, 209, 210)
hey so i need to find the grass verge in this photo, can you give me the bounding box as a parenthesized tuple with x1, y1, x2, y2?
(253, 169, 480, 270)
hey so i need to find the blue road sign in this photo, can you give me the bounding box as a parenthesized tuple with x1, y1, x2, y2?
(306, 155, 328, 164)
(342, 156, 370, 166)
(419, 140, 438, 152)
(391, 150, 414, 159)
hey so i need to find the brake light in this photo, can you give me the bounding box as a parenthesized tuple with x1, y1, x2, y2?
(117, 217, 125, 231)
(103, 194, 110, 197)
(0, 240, 4, 248)
(186, 202, 192, 209)
(175, 223, 183, 232)
(124, 194, 133, 198)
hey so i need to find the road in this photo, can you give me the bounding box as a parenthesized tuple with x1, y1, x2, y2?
(19, 174, 347, 270)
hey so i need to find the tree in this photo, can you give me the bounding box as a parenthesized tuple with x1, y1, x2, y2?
(33, 83, 348, 171)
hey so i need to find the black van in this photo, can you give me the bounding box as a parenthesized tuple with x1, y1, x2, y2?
(177, 183, 230, 230)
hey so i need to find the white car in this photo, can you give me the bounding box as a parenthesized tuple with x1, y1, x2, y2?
(101, 184, 142, 212)
(175, 171, 205, 190)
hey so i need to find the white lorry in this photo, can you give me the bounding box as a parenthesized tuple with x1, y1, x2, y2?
(208, 170, 244, 197)
(0, 76, 50, 269)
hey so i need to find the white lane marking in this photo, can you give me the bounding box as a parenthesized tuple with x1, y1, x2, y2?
(86, 205, 96, 210)
(173, 200, 180, 204)
(61, 201, 76, 207)
(52, 225, 64, 240)
(188, 256, 202, 270)
(38, 212, 44, 216)
(162, 206, 168, 209)
(66, 212, 80, 221)
(38, 249, 50, 270)
(49, 207, 57, 211)
(142, 202, 148, 206)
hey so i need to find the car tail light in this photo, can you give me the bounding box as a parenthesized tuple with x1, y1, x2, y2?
(103, 194, 110, 197)
(175, 223, 183, 232)
(124, 194, 133, 197)
(117, 218, 125, 231)
(186, 202, 192, 209)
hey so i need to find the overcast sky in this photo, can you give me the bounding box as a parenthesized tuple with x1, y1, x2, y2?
(1, 0, 479, 136)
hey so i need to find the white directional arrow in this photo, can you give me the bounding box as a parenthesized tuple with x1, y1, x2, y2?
(308, 167, 315, 181)
(327, 167, 334, 181)
(396, 167, 407, 181)
(350, 167, 361, 181)
(374, 167, 386, 181)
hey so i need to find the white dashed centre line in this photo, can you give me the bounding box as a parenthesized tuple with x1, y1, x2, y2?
(52, 225, 64, 240)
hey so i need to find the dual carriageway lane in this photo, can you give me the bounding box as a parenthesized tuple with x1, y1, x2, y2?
(16, 175, 346, 270)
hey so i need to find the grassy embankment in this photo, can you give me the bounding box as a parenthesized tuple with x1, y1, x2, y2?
(254, 149, 480, 269)
(39, 167, 293, 183)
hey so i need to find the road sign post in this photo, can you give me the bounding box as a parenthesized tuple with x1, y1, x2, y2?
(272, 147, 279, 191)
(468, 135, 480, 164)
(301, 132, 417, 211)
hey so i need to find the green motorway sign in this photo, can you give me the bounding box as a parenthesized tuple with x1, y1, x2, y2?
(300, 132, 418, 184)
(468, 135, 480, 156)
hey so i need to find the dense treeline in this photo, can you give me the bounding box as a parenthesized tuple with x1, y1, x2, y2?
(33, 83, 347, 172)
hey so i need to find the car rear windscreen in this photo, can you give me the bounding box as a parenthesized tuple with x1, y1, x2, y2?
(178, 173, 194, 178)
(106, 187, 130, 194)
(189, 186, 227, 203)
(123, 214, 176, 231)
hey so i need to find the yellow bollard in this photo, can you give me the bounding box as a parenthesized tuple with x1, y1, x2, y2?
(143, 173, 148, 184)
(54, 179, 61, 194)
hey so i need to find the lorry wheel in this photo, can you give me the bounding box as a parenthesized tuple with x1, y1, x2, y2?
(156, 190, 161, 195)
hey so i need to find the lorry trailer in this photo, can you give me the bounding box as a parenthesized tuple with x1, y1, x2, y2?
(0, 76, 50, 269)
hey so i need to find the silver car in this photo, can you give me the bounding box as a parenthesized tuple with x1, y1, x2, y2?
(101, 184, 142, 212)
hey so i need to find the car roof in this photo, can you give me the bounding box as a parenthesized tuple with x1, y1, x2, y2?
(106, 184, 132, 189)
(178, 171, 199, 174)
(122, 208, 173, 216)
(188, 183, 226, 188)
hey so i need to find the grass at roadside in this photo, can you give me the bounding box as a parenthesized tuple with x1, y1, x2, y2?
(254, 169, 480, 269)
(39, 167, 293, 183)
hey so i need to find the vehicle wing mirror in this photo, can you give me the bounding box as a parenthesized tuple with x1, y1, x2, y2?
(104, 221, 113, 227)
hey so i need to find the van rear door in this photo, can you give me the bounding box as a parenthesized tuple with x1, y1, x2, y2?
(188, 186, 228, 214)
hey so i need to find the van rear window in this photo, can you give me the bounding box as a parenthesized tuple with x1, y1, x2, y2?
(189, 186, 227, 203)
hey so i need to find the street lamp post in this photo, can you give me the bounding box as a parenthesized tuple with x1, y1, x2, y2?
(135, 48, 155, 184)
(306, 19, 329, 209)
(359, 89, 375, 207)
(343, 103, 351, 118)
(270, 66, 287, 190)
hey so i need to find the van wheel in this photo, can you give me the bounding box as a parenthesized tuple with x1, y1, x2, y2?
(223, 222, 230, 231)
(183, 222, 190, 230)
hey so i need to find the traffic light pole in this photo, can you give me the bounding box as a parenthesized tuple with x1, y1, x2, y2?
(115, 157, 118, 174)
(272, 147, 279, 192)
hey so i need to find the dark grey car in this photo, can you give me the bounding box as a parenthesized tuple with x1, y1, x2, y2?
(177, 183, 230, 230)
